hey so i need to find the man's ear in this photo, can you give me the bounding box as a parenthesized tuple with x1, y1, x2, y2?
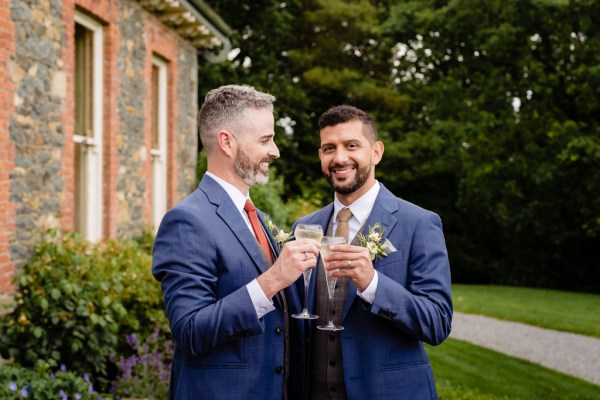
(217, 130, 236, 157)
(372, 140, 384, 165)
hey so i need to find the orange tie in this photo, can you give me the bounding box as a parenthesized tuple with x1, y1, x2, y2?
(244, 199, 274, 263)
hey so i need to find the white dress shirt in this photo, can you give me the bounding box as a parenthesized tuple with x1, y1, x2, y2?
(332, 181, 381, 304)
(205, 172, 275, 318)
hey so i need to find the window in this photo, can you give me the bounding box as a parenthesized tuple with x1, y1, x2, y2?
(74, 12, 104, 242)
(151, 56, 168, 231)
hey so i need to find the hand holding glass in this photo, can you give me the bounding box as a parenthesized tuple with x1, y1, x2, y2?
(291, 224, 323, 320)
(317, 236, 346, 331)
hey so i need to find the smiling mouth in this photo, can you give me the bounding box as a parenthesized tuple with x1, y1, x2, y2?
(331, 165, 356, 178)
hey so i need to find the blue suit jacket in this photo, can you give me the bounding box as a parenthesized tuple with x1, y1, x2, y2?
(295, 184, 453, 399)
(153, 175, 305, 399)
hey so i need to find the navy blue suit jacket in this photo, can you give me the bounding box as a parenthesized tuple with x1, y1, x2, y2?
(153, 175, 305, 399)
(295, 184, 453, 399)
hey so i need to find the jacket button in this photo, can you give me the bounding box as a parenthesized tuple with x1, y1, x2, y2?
(275, 327, 283, 334)
(329, 360, 336, 367)
(275, 366, 283, 374)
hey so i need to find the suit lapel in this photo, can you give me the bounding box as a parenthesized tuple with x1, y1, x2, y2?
(342, 184, 399, 321)
(200, 175, 268, 275)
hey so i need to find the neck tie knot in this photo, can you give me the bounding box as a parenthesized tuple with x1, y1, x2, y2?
(337, 208, 352, 223)
(244, 199, 256, 212)
(335, 208, 352, 243)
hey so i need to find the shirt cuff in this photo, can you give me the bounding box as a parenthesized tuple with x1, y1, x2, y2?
(357, 271, 378, 304)
(247, 279, 275, 318)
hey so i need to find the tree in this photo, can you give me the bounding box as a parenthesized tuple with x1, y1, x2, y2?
(199, 0, 600, 292)
(381, 0, 600, 290)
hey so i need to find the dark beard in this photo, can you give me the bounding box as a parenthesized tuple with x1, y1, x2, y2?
(324, 163, 371, 195)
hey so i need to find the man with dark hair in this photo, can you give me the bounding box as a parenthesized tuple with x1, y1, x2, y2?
(153, 84, 320, 399)
(296, 105, 452, 399)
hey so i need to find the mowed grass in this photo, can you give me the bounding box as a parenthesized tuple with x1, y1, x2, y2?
(428, 338, 600, 399)
(452, 284, 600, 338)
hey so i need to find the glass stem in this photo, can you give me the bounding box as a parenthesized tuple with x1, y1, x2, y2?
(303, 280, 310, 313)
(327, 294, 334, 326)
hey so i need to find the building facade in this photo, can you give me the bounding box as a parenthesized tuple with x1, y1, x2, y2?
(0, 0, 230, 300)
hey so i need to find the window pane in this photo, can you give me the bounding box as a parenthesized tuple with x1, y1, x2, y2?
(151, 64, 160, 150)
(75, 24, 93, 138)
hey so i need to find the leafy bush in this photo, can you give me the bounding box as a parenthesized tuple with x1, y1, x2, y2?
(0, 362, 112, 399)
(0, 229, 168, 387)
(111, 329, 173, 399)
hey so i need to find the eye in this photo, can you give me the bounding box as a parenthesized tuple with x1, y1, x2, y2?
(321, 145, 334, 153)
(346, 142, 359, 149)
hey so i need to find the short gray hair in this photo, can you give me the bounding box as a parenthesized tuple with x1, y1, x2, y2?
(198, 84, 276, 153)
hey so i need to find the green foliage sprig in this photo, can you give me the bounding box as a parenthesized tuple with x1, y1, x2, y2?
(357, 223, 390, 261)
(264, 216, 294, 250)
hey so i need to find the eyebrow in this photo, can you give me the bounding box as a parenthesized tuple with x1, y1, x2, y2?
(259, 133, 275, 140)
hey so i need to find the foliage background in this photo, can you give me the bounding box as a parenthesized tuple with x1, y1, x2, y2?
(199, 0, 600, 292)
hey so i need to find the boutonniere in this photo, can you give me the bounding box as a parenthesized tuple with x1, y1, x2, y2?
(357, 222, 396, 261)
(264, 216, 294, 250)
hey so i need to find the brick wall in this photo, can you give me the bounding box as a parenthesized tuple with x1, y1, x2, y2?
(0, 0, 200, 296)
(0, 0, 16, 298)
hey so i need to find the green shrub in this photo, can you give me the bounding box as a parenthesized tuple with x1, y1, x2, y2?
(0, 229, 168, 387)
(0, 362, 113, 399)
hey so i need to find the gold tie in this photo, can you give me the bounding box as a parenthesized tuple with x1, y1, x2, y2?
(335, 208, 352, 244)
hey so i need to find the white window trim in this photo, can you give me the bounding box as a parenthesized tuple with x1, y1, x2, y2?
(151, 56, 168, 232)
(74, 12, 104, 242)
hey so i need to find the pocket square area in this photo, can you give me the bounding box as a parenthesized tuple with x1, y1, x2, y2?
(383, 239, 397, 253)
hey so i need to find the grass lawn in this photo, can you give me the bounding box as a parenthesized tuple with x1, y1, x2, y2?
(452, 284, 600, 338)
(428, 338, 600, 399)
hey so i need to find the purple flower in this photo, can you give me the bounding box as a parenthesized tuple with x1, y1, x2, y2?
(88, 384, 94, 393)
(8, 382, 18, 391)
(59, 389, 67, 400)
(20, 387, 28, 397)
(75, 393, 82, 399)
(125, 333, 139, 349)
(60, 364, 67, 371)
(83, 373, 90, 382)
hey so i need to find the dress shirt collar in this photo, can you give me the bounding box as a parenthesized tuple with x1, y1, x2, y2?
(205, 171, 250, 216)
(333, 181, 381, 228)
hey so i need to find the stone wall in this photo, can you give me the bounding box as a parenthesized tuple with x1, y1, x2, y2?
(115, 2, 148, 237)
(8, 0, 66, 277)
(0, 0, 200, 295)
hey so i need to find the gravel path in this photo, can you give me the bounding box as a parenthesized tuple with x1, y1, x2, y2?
(450, 312, 600, 386)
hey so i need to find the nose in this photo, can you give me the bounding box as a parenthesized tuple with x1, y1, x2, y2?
(332, 148, 348, 165)
(269, 141, 280, 159)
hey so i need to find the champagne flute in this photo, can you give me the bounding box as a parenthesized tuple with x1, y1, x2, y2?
(317, 236, 346, 331)
(292, 224, 323, 319)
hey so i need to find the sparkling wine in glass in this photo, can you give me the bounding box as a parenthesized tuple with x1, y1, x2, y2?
(317, 236, 346, 331)
(291, 224, 323, 320)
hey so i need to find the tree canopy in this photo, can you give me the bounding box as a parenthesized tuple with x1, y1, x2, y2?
(199, 0, 600, 292)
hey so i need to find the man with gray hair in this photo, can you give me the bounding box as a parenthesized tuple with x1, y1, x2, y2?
(153, 84, 319, 399)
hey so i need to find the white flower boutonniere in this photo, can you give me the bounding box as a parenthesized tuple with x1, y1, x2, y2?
(264, 216, 294, 250)
(357, 222, 395, 261)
